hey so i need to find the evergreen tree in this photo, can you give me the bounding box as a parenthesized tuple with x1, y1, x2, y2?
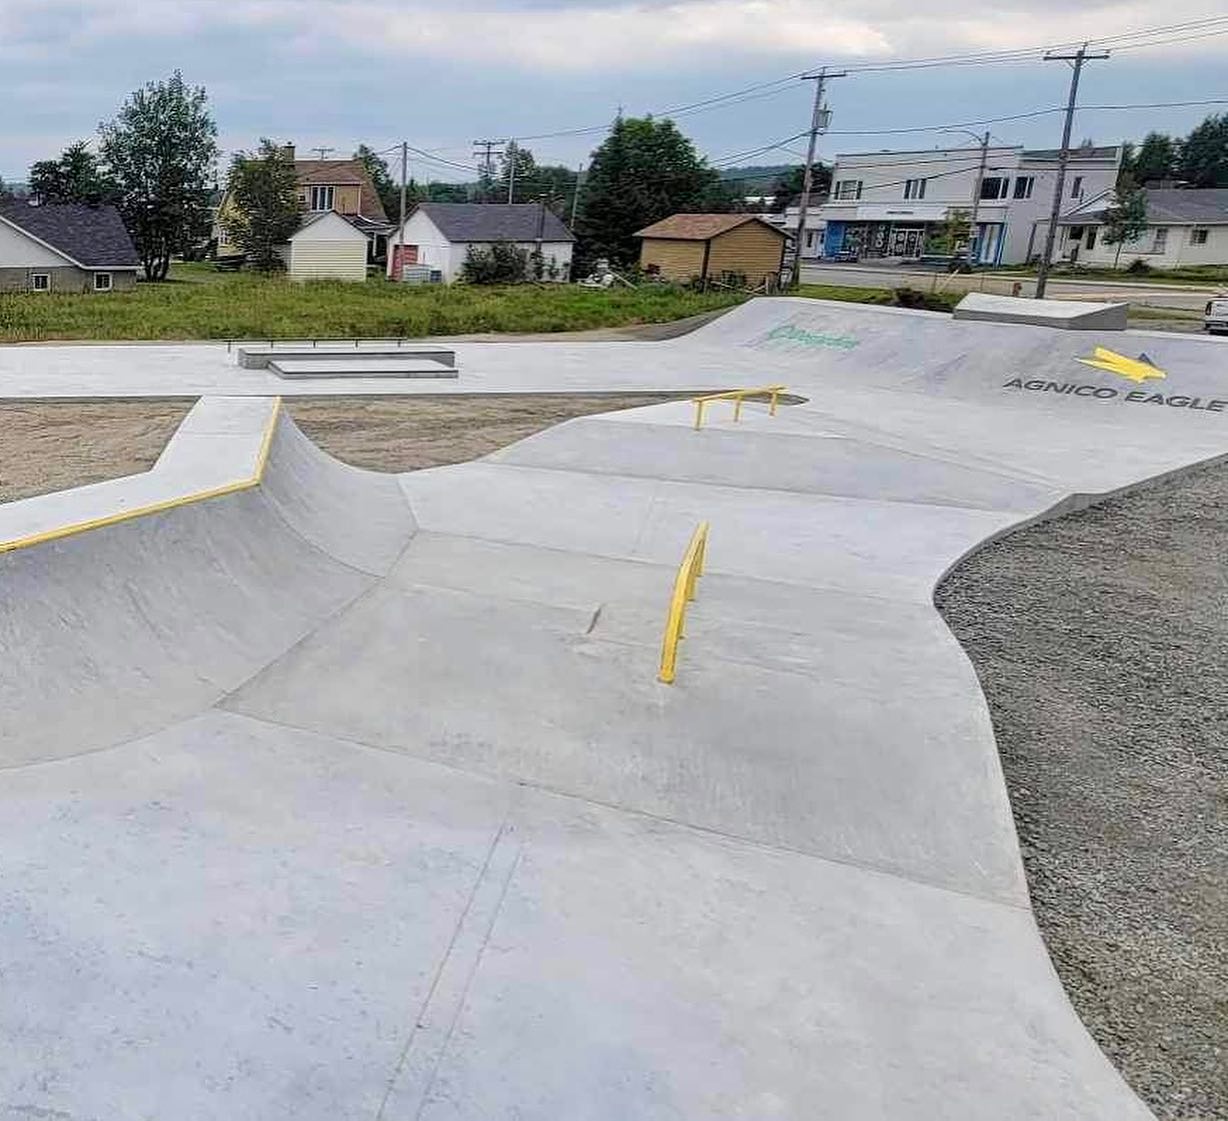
(99, 71, 219, 280)
(354, 145, 406, 219)
(1177, 114, 1228, 188)
(577, 115, 726, 266)
(29, 142, 115, 205)
(1128, 132, 1179, 184)
(222, 139, 302, 271)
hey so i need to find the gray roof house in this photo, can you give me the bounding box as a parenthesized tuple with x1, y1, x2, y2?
(387, 202, 576, 283)
(0, 203, 140, 293)
(1057, 188, 1228, 268)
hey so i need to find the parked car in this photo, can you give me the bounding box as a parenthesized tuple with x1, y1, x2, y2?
(1205, 296, 1228, 335)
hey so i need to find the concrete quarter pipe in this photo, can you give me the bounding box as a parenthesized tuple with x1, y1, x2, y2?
(2, 298, 1226, 1119)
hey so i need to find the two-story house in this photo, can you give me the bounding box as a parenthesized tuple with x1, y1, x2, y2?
(214, 146, 392, 263)
(816, 143, 1121, 265)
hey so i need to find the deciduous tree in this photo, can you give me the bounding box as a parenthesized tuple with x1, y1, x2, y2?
(1101, 177, 1150, 269)
(223, 139, 302, 272)
(99, 72, 219, 281)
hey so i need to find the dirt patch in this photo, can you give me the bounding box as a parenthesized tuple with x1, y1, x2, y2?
(0, 394, 696, 503)
(935, 467, 1228, 1121)
(286, 393, 694, 472)
(0, 400, 192, 504)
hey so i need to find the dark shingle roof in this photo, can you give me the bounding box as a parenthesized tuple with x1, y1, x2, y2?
(1060, 188, 1228, 226)
(416, 203, 574, 243)
(0, 203, 139, 267)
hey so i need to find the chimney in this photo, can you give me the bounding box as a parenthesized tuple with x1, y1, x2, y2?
(282, 143, 296, 162)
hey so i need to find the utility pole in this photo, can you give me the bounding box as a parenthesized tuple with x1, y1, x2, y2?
(791, 67, 845, 289)
(1035, 43, 1109, 299)
(507, 141, 518, 204)
(570, 164, 584, 229)
(396, 141, 408, 280)
(472, 139, 506, 202)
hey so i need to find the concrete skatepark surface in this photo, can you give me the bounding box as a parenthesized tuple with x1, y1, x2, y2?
(2, 298, 1227, 1119)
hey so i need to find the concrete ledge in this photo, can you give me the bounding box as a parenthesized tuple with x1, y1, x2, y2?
(954, 291, 1128, 330)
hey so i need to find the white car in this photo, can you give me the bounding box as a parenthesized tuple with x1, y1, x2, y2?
(1206, 296, 1228, 335)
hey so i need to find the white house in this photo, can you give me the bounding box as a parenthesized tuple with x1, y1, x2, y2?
(387, 202, 575, 283)
(1057, 188, 1228, 269)
(763, 206, 827, 261)
(284, 211, 369, 282)
(816, 143, 1121, 265)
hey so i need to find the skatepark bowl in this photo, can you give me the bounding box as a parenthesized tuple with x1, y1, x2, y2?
(1, 296, 1226, 1119)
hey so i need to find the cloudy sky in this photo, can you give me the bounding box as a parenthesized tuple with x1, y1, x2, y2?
(1, 0, 1225, 183)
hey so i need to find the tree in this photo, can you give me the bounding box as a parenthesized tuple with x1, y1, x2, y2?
(222, 139, 302, 271)
(768, 163, 831, 211)
(1178, 113, 1228, 188)
(577, 115, 726, 266)
(496, 146, 578, 217)
(928, 208, 972, 254)
(354, 144, 405, 220)
(99, 71, 219, 281)
(1127, 132, 1179, 184)
(28, 142, 115, 205)
(426, 181, 470, 203)
(1100, 177, 1149, 269)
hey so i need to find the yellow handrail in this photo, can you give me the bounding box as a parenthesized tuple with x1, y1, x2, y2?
(693, 385, 786, 430)
(658, 521, 710, 684)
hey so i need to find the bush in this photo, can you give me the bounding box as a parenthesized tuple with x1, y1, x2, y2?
(1125, 257, 1153, 275)
(461, 241, 530, 285)
(892, 286, 957, 312)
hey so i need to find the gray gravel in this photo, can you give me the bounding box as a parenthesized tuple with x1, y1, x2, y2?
(936, 466, 1228, 1121)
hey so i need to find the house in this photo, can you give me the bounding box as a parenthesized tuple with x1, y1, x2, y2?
(635, 214, 787, 286)
(386, 203, 574, 283)
(765, 205, 828, 262)
(0, 202, 140, 292)
(214, 146, 392, 265)
(1057, 188, 1228, 269)
(817, 144, 1121, 265)
(283, 211, 369, 283)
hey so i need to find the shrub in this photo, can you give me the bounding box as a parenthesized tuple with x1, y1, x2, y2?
(461, 242, 530, 284)
(1125, 257, 1153, 275)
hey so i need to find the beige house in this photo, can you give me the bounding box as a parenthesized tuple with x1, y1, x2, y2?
(214, 146, 391, 263)
(284, 211, 369, 283)
(635, 214, 787, 286)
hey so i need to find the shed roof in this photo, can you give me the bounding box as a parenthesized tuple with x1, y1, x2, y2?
(634, 214, 784, 241)
(0, 202, 140, 268)
(414, 202, 575, 243)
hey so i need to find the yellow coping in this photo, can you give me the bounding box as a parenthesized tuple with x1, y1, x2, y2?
(658, 520, 710, 685)
(0, 398, 283, 556)
(693, 385, 786, 430)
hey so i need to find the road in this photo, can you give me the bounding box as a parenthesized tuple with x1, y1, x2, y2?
(800, 262, 1221, 312)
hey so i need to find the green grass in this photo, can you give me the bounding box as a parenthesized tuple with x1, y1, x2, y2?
(796, 283, 961, 313)
(0, 270, 748, 343)
(992, 262, 1228, 285)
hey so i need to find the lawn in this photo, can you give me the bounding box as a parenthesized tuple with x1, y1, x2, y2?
(0, 266, 962, 344)
(0, 267, 748, 342)
(992, 262, 1228, 285)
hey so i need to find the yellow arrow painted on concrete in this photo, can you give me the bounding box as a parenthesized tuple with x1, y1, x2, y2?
(1076, 346, 1166, 383)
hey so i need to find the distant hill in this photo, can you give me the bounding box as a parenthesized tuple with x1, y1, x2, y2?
(718, 164, 798, 194)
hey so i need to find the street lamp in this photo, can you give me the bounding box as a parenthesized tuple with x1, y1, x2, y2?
(940, 127, 991, 266)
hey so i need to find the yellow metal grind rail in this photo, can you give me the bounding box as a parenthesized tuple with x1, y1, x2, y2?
(658, 521, 710, 684)
(692, 385, 786, 430)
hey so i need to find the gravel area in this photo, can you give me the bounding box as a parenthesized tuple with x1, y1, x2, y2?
(936, 467, 1228, 1121)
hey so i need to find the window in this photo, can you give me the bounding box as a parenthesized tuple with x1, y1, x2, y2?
(1191, 227, 1209, 245)
(903, 178, 926, 200)
(93, 272, 112, 292)
(805, 230, 816, 249)
(979, 177, 1008, 200)
(30, 273, 50, 292)
(1013, 176, 1034, 199)
(309, 185, 335, 211)
(1086, 228, 1097, 250)
(1153, 228, 1168, 253)
(834, 179, 862, 201)
(1071, 176, 1084, 199)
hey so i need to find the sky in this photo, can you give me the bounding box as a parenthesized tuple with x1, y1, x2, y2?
(1, 0, 1226, 183)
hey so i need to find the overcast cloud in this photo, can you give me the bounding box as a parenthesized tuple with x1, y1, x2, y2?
(1, 0, 1225, 180)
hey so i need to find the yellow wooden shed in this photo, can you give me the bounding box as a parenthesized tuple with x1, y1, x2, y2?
(635, 214, 787, 286)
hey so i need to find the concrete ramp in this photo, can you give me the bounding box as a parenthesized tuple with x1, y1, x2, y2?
(4, 302, 1228, 1119)
(953, 291, 1128, 329)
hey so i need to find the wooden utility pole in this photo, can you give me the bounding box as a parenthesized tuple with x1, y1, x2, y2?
(968, 130, 990, 264)
(472, 139, 506, 201)
(570, 165, 584, 229)
(791, 67, 845, 288)
(1034, 43, 1109, 299)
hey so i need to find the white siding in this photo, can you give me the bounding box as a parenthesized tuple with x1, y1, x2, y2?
(1066, 222, 1228, 269)
(0, 218, 72, 267)
(388, 213, 573, 283)
(287, 212, 368, 282)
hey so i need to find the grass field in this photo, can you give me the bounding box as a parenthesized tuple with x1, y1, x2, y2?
(993, 262, 1228, 285)
(0, 264, 962, 343)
